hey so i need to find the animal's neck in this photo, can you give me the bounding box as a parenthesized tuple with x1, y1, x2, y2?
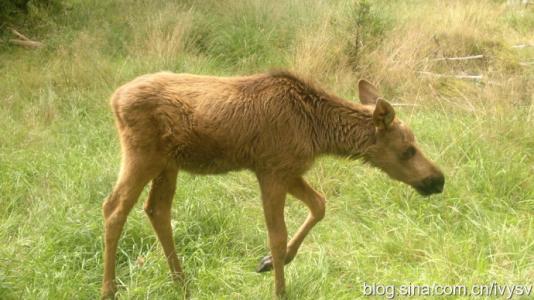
(313, 96, 376, 158)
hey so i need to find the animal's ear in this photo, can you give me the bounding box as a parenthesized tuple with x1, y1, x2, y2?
(373, 98, 395, 130)
(358, 79, 380, 105)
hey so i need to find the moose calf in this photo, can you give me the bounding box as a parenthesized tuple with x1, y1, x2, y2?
(101, 70, 444, 298)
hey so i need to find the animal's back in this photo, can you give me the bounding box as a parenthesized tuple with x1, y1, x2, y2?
(111, 71, 317, 176)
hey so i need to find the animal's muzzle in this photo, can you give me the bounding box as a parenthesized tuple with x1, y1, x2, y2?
(415, 174, 445, 196)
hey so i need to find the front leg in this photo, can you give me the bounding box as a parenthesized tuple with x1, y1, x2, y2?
(258, 174, 288, 297)
(257, 177, 325, 273)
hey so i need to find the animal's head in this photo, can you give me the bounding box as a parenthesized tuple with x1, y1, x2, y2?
(358, 79, 444, 196)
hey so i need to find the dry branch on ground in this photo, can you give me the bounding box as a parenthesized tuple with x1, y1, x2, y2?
(9, 28, 43, 48)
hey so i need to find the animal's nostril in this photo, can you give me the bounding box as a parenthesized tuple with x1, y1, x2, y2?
(422, 175, 445, 193)
(430, 175, 444, 192)
(422, 176, 434, 186)
(436, 175, 445, 187)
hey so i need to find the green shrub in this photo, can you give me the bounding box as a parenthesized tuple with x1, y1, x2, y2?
(0, 0, 62, 31)
(345, 0, 392, 71)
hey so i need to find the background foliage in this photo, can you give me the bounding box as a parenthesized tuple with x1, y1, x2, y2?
(0, 0, 533, 299)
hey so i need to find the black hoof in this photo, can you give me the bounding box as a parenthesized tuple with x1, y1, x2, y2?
(256, 255, 273, 273)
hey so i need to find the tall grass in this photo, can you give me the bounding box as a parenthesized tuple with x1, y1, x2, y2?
(0, 0, 533, 299)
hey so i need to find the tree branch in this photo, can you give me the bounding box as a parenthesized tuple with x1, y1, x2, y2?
(432, 55, 484, 61)
(8, 28, 44, 48)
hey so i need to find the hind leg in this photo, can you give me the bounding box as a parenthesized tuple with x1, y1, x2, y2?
(143, 165, 184, 284)
(101, 154, 164, 299)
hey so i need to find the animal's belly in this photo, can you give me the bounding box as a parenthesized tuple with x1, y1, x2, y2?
(179, 158, 244, 174)
(175, 146, 246, 175)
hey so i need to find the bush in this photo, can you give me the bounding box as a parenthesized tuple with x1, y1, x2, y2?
(0, 0, 62, 31)
(345, 0, 392, 71)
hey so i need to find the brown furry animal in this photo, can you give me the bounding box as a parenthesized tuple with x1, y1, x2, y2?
(101, 70, 444, 298)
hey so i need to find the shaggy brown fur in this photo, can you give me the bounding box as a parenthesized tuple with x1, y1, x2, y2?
(101, 70, 444, 299)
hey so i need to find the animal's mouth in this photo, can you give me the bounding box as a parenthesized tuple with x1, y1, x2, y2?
(413, 183, 444, 196)
(411, 174, 445, 196)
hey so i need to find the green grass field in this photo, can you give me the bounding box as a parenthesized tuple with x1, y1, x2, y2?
(1, 0, 533, 299)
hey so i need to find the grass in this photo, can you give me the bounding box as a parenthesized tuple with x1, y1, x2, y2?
(1, 0, 533, 299)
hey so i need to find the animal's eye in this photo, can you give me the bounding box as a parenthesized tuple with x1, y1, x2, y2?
(401, 146, 416, 160)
